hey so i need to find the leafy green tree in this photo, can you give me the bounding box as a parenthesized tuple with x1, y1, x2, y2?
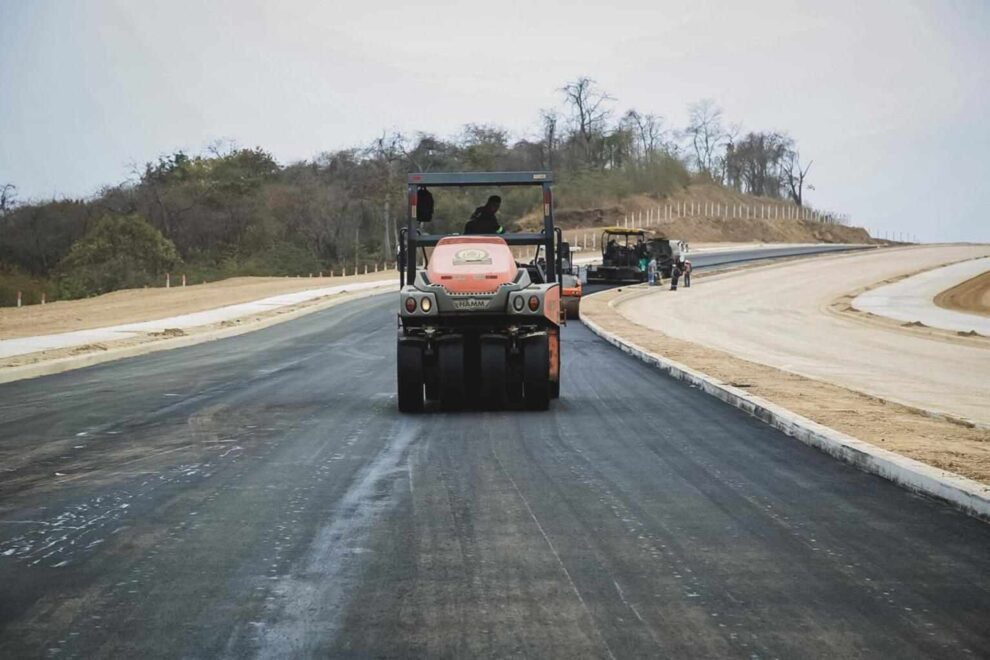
(55, 213, 180, 298)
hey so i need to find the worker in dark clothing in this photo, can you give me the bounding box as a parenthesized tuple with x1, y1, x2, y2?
(464, 195, 504, 235)
(670, 254, 692, 290)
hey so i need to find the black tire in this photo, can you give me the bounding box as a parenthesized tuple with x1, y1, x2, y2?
(522, 334, 550, 411)
(424, 372, 439, 401)
(562, 297, 580, 319)
(479, 336, 507, 410)
(438, 337, 465, 410)
(397, 341, 424, 413)
(507, 381, 523, 405)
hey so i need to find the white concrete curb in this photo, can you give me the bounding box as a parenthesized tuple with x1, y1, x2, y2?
(581, 310, 990, 522)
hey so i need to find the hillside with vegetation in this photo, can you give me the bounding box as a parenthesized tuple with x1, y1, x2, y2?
(0, 78, 864, 307)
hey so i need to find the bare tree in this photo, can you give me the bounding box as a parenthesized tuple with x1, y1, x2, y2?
(782, 150, 813, 207)
(402, 134, 456, 173)
(0, 183, 17, 215)
(722, 123, 743, 189)
(205, 138, 239, 158)
(560, 77, 614, 166)
(685, 99, 727, 180)
(622, 110, 669, 164)
(539, 109, 558, 170)
(367, 131, 406, 257)
(724, 131, 791, 197)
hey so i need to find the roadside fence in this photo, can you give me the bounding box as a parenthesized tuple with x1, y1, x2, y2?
(560, 201, 854, 252)
(603, 201, 849, 228)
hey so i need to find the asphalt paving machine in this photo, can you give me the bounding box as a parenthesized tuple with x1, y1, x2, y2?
(585, 227, 689, 283)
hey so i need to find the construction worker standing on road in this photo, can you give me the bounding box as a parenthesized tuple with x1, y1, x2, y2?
(671, 254, 692, 290)
(464, 195, 504, 235)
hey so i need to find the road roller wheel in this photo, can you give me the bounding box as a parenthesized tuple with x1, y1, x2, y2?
(480, 336, 507, 410)
(438, 337, 465, 410)
(562, 297, 580, 319)
(522, 334, 550, 411)
(397, 341, 424, 413)
(424, 378, 439, 401)
(424, 368, 439, 401)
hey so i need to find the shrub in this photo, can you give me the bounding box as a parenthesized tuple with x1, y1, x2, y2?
(54, 214, 180, 298)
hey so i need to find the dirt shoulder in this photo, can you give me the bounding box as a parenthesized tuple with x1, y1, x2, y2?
(616, 245, 990, 425)
(935, 270, 990, 317)
(0, 272, 395, 340)
(581, 276, 990, 486)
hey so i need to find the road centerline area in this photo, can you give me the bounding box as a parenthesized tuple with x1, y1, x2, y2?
(1, 248, 988, 658)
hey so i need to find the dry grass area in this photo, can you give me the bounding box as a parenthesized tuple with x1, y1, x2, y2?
(935, 270, 990, 317)
(582, 283, 990, 486)
(0, 271, 396, 340)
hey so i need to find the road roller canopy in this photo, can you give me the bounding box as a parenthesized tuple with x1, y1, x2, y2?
(407, 172, 552, 187)
(402, 171, 558, 287)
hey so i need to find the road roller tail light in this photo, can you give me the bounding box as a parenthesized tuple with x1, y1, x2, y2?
(528, 295, 540, 311)
(404, 297, 417, 313)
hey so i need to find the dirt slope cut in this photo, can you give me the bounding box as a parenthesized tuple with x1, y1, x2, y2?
(520, 183, 872, 244)
(935, 270, 990, 317)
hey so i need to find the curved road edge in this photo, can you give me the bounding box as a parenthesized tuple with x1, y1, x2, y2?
(580, 296, 990, 522)
(854, 256, 990, 334)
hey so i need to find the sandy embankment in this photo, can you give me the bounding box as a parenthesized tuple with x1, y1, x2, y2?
(936, 270, 990, 317)
(522, 183, 874, 245)
(583, 244, 990, 484)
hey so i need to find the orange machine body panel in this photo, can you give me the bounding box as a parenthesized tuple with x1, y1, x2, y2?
(427, 236, 516, 294)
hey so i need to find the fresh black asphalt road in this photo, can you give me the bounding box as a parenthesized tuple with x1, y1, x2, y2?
(1, 246, 988, 658)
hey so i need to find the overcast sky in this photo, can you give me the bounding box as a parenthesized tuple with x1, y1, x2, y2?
(1, 0, 987, 242)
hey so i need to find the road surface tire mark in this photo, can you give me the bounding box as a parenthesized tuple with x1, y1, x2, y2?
(246, 417, 421, 658)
